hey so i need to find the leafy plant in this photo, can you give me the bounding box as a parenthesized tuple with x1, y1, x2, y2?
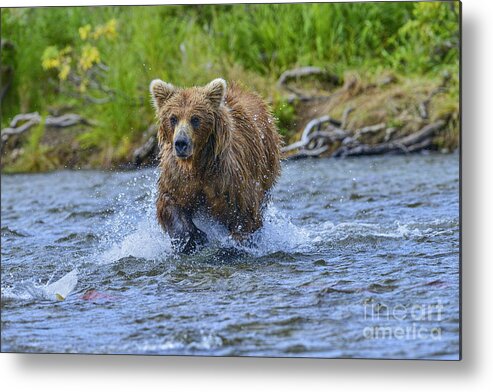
(41, 19, 117, 102)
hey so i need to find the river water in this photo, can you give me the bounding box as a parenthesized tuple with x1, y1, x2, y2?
(1, 153, 460, 359)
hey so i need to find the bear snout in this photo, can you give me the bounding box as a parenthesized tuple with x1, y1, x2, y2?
(174, 135, 192, 158)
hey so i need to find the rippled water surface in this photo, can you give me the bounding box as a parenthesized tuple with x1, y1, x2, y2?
(1, 154, 460, 359)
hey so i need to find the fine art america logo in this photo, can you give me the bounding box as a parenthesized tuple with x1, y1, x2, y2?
(363, 302, 444, 340)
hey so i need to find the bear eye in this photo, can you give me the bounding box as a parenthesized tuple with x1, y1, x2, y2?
(190, 116, 200, 128)
(169, 115, 178, 127)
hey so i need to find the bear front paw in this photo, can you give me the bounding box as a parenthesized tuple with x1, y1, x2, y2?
(172, 228, 208, 255)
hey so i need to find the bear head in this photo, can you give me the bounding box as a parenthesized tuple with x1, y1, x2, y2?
(150, 78, 227, 161)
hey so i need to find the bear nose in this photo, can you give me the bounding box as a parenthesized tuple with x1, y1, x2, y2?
(174, 138, 190, 155)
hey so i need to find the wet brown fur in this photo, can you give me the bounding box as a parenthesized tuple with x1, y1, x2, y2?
(150, 78, 281, 247)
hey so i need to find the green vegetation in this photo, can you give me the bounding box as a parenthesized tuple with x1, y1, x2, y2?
(1, 2, 459, 171)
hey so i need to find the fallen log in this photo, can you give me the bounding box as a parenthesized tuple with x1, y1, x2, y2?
(395, 120, 445, 146)
(1, 112, 93, 144)
(353, 122, 386, 140)
(406, 137, 434, 153)
(333, 120, 445, 158)
(308, 129, 348, 143)
(281, 115, 342, 153)
(283, 116, 446, 160)
(9, 112, 41, 128)
(333, 141, 407, 157)
(1, 112, 41, 143)
(45, 113, 93, 128)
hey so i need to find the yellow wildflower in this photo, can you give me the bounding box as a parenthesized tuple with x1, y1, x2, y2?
(91, 18, 117, 40)
(79, 44, 101, 71)
(41, 46, 60, 70)
(79, 24, 92, 41)
(59, 63, 71, 81)
(60, 46, 73, 56)
(104, 18, 117, 40)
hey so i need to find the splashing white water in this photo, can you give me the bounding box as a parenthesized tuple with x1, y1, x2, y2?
(98, 203, 311, 263)
(99, 218, 172, 263)
(95, 174, 457, 264)
(93, 171, 456, 264)
(234, 206, 312, 256)
(90, 169, 314, 262)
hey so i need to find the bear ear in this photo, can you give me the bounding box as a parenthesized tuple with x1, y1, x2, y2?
(150, 79, 175, 109)
(204, 78, 226, 108)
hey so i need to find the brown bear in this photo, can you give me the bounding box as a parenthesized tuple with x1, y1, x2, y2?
(150, 78, 281, 253)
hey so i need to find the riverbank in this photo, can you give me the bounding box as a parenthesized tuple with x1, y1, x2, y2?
(1, 3, 459, 173)
(1, 69, 459, 173)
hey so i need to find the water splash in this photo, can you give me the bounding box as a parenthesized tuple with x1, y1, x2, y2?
(99, 218, 172, 263)
(98, 204, 311, 263)
(94, 169, 456, 263)
(89, 168, 313, 262)
(234, 206, 311, 256)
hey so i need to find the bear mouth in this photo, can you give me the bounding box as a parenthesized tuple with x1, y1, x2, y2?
(175, 151, 192, 159)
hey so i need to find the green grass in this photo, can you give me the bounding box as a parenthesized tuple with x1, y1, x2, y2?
(1, 2, 459, 166)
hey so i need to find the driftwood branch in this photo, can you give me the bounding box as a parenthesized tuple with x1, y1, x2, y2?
(45, 113, 93, 128)
(1, 112, 93, 144)
(353, 123, 386, 140)
(1, 112, 41, 143)
(281, 115, 342, 153)
(281, 68, 453, 160)
(9, 112, 41, 128)
(333, 120, 446, 158)
(282, 112, 446, 160)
